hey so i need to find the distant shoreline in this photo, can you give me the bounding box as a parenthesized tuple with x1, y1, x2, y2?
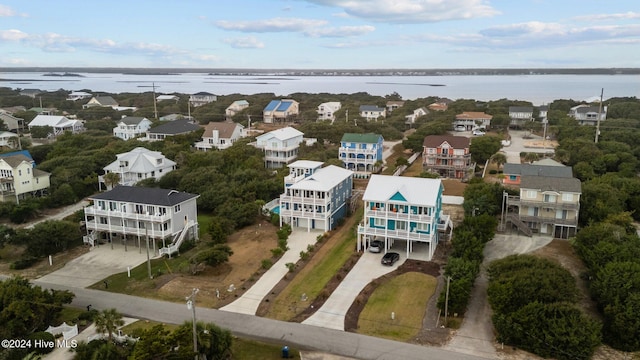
(1, 67, 639, 76)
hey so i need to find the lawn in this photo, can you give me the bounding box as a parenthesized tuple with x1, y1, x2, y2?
(357, 272, 437, 341)
(264, 206, 363, 321)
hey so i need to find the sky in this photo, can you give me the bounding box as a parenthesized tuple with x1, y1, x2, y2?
(1, 0, 639, 69)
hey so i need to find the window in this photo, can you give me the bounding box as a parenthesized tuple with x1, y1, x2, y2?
(396, 221, 407, 230)
(374, 218, 385, 227)
(99, 217, 108, 224)
(562, 193, 573, 201)
(18, 170, 22, 176)
(543, 194, 556, 203)
(416, 222, 430, 232)
(174, 204, 181, 212)
(526, 190, 536, 199)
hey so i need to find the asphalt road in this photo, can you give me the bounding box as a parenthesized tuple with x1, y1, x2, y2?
(33, 280, 491, 360)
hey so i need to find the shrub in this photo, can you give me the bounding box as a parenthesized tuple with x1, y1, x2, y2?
(10, 256, 40, 270)
(285, 262, 295, 272)
(179, 239, 196, 253)
(270, 247, 284, 258)
(300, 250, 309, 261)
(489, 169, 498, 174)
(261, 259, 273, 269)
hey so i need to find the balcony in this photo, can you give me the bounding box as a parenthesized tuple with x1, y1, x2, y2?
(365, 208, 433, 222)
(423, 162, 474, 170)
(339, 147, 377, 155)
(423, 153, 470, 160)
(507, 196, 580, 210)
(84, 206, 171, 223)
(278, 209, 327, 219)
(280, 195, 330, 206)
(357, 225, 435, 242)
(517, 215, 578, 226)
(85, 220, 170, 237)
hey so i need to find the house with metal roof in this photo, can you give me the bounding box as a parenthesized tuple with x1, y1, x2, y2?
(339, 133, 384, 178)
(316, 102, 341, 122)
(83, 186, 199, 256)
(359, 105, 386, 121)
(357, 175, 445, 261)
(454, 111, 493, 131)
(254, 126, 305, 168)
(102, 147, 176, 187)
(0, 131, 19, 149)
(156, 94, 180, 102)
(0, 151, 50, 203)
(66, 91, 92, 101)
(568, 104, 607, 126)
(113, 116, 153, 140)
(194, 122, 246, 151)
(28, 115, 85, 137)
(83, 96, 119, 109)
(508, 106, 534, 128)
(279, 162, 353, 232)
(504, 174, 581, 239)
(422, 135, 475, 180)
(143, 119, 201, 141)
(189, 92, 217, 107)
(225, 100, 250, 120)
(263, 99, 299, 123)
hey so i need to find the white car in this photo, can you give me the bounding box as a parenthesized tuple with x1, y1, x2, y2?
(472, 130, 485, 136)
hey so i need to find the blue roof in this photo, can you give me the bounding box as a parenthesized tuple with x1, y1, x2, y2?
(276, 101, 293, 112)
(0, 150, 33, 161)
(264, 100, 280, 111)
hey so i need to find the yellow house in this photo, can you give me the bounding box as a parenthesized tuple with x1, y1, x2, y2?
(0, 151, 51, 203)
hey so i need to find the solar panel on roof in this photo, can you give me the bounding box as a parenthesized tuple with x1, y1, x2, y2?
(276, 101, 292, 111)
(264, 100, 280, 111)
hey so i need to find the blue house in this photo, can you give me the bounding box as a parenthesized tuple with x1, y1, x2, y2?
(339, 133, 384, 179)
(279, 161, 353, 232)
(357, 175, 444, 261)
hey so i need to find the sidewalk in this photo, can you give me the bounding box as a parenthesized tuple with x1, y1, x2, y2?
(220, 229, 322, 315)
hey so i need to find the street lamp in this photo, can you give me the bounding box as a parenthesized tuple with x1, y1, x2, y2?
(186, 288, 199, 360)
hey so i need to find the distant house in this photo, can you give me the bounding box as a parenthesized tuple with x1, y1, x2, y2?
(28, 107, 56, 116)
(454, 112, 492, 131)
(509, 106, 534, 128)
(386, 100, 405, 113)
(28, 115, 85, 136)
(0, 131, 19, 149)
(428, 99, 451, 112)
(537, 105, 549, 121)
(0, 150, 50, 203)
(254, 126, 305, 168)
(279, 161, 354, 232)
(263, 99, 299, 123)
(405, 107, 429, 126)
(67, 91, 92, 101)
(159, 114, 194, 122)
(189, 92, 217, 107)
(225, 100, 249, 120)
(156, 94, 179, 102)
(102, 147, 176, 187)
(317, 102, 341, 122)
(568, 104, 607, 125)
(82, 186, 199, 256)
(144, 119, 201, 141)
(0, 112, 25, 132)
(19, 89, 41, 98)
(339, 133, 384, 178)
(113, 116, 153, 140)
(422, 135, 475, 180)
(194, 122, 245, 151)
(357, 175, 447, 261)
(83, 96, 119, 109)
(359, 105, 386, 121)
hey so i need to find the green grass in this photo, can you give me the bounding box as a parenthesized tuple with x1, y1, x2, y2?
(266, 207, 363, 321)
(357, 272, 437, 341)
(55, 306, 86, 325)
(197, 214, 212, 240)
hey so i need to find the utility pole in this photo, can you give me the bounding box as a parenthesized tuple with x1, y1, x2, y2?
(595, 88, 604, 143)
(444, 276, 451, 327)
(186, 288, 200, 360)
(145, 225, 152, 279)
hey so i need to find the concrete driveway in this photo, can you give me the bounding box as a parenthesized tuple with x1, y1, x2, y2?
(502, 130, 555, 163)
(35, 241, 149, 288)
(302, 250, 406, 330)
(221, 229, 322, 315)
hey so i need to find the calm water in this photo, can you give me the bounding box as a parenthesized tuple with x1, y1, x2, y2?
(1, 71, 638, 105)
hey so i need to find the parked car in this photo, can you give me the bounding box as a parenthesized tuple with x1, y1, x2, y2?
(369, 240, 384, 253)
(381, 252, 400, 266)
(472, 129, 485, 136)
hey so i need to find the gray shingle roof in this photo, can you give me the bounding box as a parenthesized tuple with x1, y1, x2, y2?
(520, 175, 581, 193)
(503, 164, 573, 178)
(89, 186, 198, 206)
(148, 119, 201, 135)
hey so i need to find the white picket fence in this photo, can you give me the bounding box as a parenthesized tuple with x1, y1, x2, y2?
(45, 322, 78, 340)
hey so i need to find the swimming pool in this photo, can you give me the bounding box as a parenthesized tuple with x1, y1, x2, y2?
(271, 206, 280, 214)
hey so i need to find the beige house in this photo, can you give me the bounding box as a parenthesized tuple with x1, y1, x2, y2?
(194, 122, 246, 151)
(0, 151, 50, 203)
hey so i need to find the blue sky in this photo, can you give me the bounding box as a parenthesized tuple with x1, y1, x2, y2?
(1, 0, 639, 69)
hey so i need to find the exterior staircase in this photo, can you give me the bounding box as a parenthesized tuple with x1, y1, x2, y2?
(158, 220, 195, 257)
(506, 214, 533, 237)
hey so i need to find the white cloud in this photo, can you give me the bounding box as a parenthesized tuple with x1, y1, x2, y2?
(305, 25, 375, 37)
(573, 11, 640, 22)
(222, 36, 265, 48)
(0, 29, 28, 41)
(215, 17, 327, 32)
(303, 0, 499, 23)
(0, 5, 15, 16)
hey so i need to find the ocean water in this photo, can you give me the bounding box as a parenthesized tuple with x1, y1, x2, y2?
(1, 72, 638, 105)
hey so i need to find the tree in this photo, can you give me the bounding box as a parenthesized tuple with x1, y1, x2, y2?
(172, 321, 233, 360)
(103, 172, 121, 189)
(93, 308, 125, 343)
(490, 152, 507, 170)
(469, 135, 502, 164)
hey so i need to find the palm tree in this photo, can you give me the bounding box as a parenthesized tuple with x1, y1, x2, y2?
(94, 308, 124, 343)
(103, 172, 121, 190)
(523, 152, 540, 164)
(491, 152, 507, 170)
